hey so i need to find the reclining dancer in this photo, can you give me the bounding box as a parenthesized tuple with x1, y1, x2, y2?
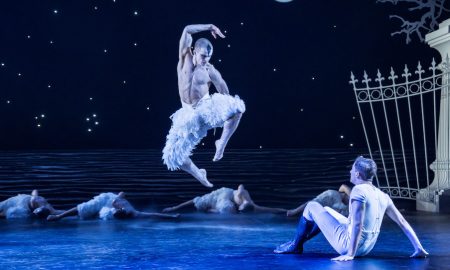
(47, 192, 179, 221)
(0, 189, 64, 219)
(162, 24, 246, 188)
(274, 156, 428, 261)
(163, 184, 287, 214)
(286, 184, 351, 217)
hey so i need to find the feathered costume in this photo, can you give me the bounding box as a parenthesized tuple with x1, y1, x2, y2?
(162, 93, 245, 170)
(193, 187, 236, 213)
(0, 194, 32, 219)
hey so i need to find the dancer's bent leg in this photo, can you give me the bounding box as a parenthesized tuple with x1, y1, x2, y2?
(180, 158, 213, 188)
(213, 112, 243, 162)
(302, 201, 349, 255)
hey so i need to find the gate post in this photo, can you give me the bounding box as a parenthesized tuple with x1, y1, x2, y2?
(417, 19, 450, 212)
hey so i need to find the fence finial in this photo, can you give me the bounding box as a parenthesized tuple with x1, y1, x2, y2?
(415, 61, 425, 76)
(388, 67, 398, 82)
(362, 70, 372, 88)
(375, 69, 385, 84)
(349, 72, 358, 88)
(402, 64, 412, 79)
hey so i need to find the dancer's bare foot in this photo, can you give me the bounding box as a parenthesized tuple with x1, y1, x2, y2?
(213, 140, 225, 162)
(198, 169, 213, 188)
(47, 214, 61, 221)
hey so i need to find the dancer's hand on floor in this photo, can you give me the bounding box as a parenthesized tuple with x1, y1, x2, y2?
(331, 255, 354, 261)
(410, 248, 429, 258)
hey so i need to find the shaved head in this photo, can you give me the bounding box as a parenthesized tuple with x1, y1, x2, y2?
(194, 38, 213, 56)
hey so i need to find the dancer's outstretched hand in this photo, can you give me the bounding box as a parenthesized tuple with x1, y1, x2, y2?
(410, 248, 429, 258)
(211, 25, 225, 39)
(331, 255, 354, 261)
(162, 207, 173, 213)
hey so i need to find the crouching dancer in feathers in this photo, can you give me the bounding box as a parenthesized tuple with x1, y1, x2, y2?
(274, 156, 428, 261)
(162, 24, 245, 188)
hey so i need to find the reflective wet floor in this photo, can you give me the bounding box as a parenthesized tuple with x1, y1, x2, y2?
(0, 212, 447, 270)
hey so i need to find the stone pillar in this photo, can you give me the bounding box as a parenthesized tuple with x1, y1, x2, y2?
(417, 19, 450, 212)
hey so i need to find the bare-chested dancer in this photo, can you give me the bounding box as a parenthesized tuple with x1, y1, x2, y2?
(162, 24, 246, 188)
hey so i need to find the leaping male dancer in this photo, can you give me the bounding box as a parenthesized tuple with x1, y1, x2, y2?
(162, 24, 245, 188)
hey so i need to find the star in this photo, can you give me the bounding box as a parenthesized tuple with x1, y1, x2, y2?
(146, 107, 150, 110)
(41, 114, 45, 118)
(123, 80, 126, 84)
(227, 44, 231, 48)
(49, 40, 54, 44)
(273, 68, 277, 72)
(37, 124, 41, 127)
(240, 22, 244, 26)
(17, 73, 22, 76)
(104, 49, 108, 53)
(94, 6, 98, 10)
(300, 108, 304, 112)
(134, 11, 139, 16)
(89, 97, 93, 101)
(312, 76, 315, 80)
(1, 63, 5, 67)
(86, 118, 90, 122)
(47, 85, 52, 88)
(95, 121, 99, 125)
(340, 135, 344, 139)
(27, 35, 31, 39)
(6, 100, 10, 104)
(88, 128, 92, 132)
(352, 116, 356, 120)
(53, 9, 58, 14)
(133, 42, 138, 47)
(92, 114, 97, 117)
(349, 143, 354, 147)
(259, 145, 263, 149)
(218, 59, 222, 62)
(224, 30, 227, 34)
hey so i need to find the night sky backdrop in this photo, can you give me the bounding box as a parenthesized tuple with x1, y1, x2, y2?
(0, 0, 440, 149)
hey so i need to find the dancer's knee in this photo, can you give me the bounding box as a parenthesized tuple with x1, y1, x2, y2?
(302, 201, 322, 221)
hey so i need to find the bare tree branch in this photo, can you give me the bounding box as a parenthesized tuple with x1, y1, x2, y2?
(376, 0, 450, 44)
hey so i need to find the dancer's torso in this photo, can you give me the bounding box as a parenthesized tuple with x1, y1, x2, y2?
(349, 184, 391, 234)
(178, 54, 212, 106)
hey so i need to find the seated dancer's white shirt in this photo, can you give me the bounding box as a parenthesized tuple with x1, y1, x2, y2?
(348, 183, 393, 255)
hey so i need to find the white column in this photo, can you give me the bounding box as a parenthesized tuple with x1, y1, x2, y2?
(417, 19, 450, 212)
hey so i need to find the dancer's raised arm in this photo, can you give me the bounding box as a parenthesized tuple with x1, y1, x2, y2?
(179, 24, 225, 63)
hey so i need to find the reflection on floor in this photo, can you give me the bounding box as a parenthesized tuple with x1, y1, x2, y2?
(0, 212, 447, 269)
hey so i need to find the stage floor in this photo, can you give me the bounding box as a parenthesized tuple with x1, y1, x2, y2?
(0, 212, 447, 270)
